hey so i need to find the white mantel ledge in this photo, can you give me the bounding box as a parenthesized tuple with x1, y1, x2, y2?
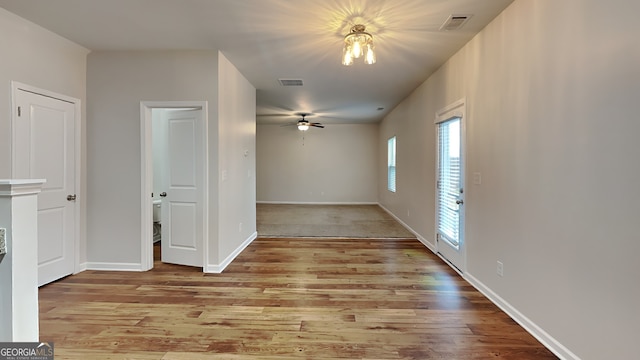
(0, 180, 46, 196)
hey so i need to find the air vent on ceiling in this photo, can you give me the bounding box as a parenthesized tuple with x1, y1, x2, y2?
(440, 14, 472, 31)
(278, 78, 304, 86)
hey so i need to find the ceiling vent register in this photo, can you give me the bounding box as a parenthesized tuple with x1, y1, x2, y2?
(278, 79, 304, 86)
(440, 14, 472, 31)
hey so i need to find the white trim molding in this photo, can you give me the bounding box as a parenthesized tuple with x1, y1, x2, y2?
(0, 179, 46, 196)
(85, 262, 146, 272)
(140, 101, 209, 271)
(465, 273, 580, 360)
(257, 201, 378, 205)
(205, 232, 257, 273)
(10, 81, 84, 278)
(377, 203, 436, 253)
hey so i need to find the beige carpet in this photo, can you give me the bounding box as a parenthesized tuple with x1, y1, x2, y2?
(257, 204, 416, 239)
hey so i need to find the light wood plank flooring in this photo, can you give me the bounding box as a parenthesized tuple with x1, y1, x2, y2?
(39, 239, 557, 359)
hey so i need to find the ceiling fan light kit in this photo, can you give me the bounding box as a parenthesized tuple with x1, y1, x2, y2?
(292, 113, 324, 131)
(342, 24, 376, 66)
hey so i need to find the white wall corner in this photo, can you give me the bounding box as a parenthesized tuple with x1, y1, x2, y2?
(76, 262, 88, 273)
(415, 235, 436, 254)
(205, 232, 257, 273)
(377, 202, 435, 252)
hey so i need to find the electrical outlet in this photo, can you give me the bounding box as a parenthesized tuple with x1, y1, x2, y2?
(0, 228, 6, 255)
(496, 261, 504, 277)
(239, 222, 243, 233)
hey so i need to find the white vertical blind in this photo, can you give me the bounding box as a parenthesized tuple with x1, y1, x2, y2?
(387, 136, 396, 192)
(437, 118, 461, 247)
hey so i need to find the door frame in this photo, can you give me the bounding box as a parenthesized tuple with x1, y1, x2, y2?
(140, 101, 209, 271)
(10, 81, 82, 276)
(434, 98, 467, 275)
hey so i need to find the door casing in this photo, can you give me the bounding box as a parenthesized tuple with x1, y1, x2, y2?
(10, 81, 82, 283)
(435, 98, 467, 275)
(140, 101, 209, 271)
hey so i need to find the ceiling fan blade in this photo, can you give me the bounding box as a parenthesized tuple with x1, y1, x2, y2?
(311, 123, 324, 128)
(282, 119, 302, 126)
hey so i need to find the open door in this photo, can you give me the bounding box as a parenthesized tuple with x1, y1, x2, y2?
(158, 108, 205, 267)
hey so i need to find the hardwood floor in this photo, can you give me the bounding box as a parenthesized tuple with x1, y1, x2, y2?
(39, 239, 558, 359)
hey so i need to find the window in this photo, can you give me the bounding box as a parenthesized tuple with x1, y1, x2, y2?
(387, 136, 396, 192)
(437, 118, 461, 247)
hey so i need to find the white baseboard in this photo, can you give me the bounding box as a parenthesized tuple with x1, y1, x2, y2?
(75, 262, 88, 273)
(378, 203, 577, 359)
(205, 231, 257, 273)
(464, 273, 580, 360)
(377, 203, 437, 252)
(257, 201, 378, 205)
(85, 262, 145, 271)
(416, 236, 436, 253)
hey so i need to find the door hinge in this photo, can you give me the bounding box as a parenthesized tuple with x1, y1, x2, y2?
(17, 106, 21, 117)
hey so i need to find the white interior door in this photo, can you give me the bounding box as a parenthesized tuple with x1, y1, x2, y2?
(14, 88, 76, 286)
(436, 100, 465, 273)
(160, 109, 204, 267)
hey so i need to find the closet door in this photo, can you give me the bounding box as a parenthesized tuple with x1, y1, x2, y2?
(14, 86, 77, 286)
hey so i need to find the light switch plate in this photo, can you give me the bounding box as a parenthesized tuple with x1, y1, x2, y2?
(0, 228, 6, 255)
(473, 172, 482, 185)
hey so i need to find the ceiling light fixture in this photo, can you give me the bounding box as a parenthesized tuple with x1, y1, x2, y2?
(297, 123, 310, 131)
(342, 24, 376, 66)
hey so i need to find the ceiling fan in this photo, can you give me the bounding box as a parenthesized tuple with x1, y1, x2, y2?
(284, 113, 324, 131)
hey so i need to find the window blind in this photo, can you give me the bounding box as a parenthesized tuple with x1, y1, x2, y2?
(388, 136, 396, 192)
(437, 119, 460, 247)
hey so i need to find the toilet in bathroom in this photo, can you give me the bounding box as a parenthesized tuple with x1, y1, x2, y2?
(153, 199, 161, 242)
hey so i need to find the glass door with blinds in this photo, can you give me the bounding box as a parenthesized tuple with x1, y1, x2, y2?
(436, 100, 465, 273)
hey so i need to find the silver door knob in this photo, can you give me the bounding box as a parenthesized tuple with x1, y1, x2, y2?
(159, 192, 167, 197)
(67, 194, 77, 201)
(455, 199, 463, 205)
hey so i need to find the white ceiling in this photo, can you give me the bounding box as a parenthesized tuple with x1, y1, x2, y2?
(0, 0, 514, 125)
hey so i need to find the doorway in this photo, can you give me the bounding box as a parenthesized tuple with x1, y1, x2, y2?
(140, 101, 208, 271)
(435, 99, 466, 274)
(11, 82, 81, 286)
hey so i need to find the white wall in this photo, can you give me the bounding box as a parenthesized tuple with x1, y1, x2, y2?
(215, 52, 257, 268)
(86, 51, 218, 267)
(0, 8, 88, 178)
(379, 1, 640, 359)
(379, 93, 436, 239)
(87, 50, 256, 271)
(0, 8, 89, 265)
(257, 123, 378, 204)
